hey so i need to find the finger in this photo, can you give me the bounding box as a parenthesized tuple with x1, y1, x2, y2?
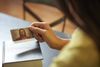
(36, 34, 44, 42)
(29, 27, 45, 42)
(29, 26, 46, 35)
(31, 22, 45, 26)
(31, 22, 49, 29)
(34, 33, 44, 42)
(33, 33, 39, 41)
(33, 33, 44, 42)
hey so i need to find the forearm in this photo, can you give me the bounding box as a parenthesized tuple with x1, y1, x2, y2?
(53, 36, 69, 50)
(45, 33, 69, 50)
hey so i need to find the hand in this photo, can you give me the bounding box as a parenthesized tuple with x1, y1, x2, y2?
(29, 22, 69, 50)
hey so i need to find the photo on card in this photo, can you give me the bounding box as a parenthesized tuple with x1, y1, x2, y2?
(11, 28, 34, 41)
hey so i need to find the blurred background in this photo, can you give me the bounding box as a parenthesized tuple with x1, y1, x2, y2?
(0, 0, 76, 34)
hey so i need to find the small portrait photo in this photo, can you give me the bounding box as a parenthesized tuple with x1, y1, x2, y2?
(11, 28, 33, 41)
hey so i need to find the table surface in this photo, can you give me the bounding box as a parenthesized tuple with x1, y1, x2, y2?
(0, 13, 70, 67)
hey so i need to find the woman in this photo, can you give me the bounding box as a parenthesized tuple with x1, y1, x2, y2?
(29, 0, 100, 67)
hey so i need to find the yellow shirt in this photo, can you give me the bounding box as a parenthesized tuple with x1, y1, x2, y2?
(50, 28, 99, 67)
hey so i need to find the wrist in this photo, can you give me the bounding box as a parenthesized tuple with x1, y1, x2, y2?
(53, 36, 69, 50)
(44, 30, 69, 50)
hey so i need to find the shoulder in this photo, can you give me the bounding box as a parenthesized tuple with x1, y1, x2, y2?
(68, 28, 96, 48)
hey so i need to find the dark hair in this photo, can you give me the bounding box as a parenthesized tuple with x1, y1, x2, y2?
(59, 0, 100, 52)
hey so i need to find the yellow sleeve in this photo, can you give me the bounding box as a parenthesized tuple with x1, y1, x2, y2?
(50, 47, 99, 67)
(50, 46, 85, 67)
(49, 49, 78, 67)
(50, 28, 99, 67)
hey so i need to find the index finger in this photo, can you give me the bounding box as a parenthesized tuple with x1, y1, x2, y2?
(31, 22, 48, 28)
